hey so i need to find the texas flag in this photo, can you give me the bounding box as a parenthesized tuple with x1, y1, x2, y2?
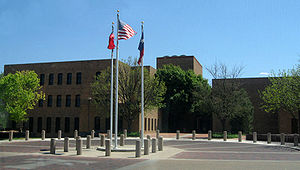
(138, 31, 144, 65)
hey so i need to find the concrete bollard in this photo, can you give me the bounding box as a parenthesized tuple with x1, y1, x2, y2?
(267, 133, 271, 144)
(58, 130, 62, 140)
(77, 138, 82, 155)
(208, 130, 212, 140)
(74, 130, 78, 139)
(9, 130, 13, 141)
(147, 135, 151, 148)
(124, 129, 127, 139)
(86, 135, 91, 149)
(50, 138, 56, 154)
(158, 136, 163, 151)
(120, 134, 125, 146)
(280, 133, 285, 145)
(192, 130, 196, 140)
(41, 130, 45, 140)
(176, 130, 180, 140)
(91, 130, 95, 139)
(107, 130, 111, 139)
(25, 130, 29, 141)
(294, 134, 299, 146)
(156, 130, 160, 139)
(64, 137, 69, 152)
(152, 138, 157, 153)
(144, 139, 149, 155)
(76, 136, 81, 150)
(253, 132, 257, 143)
(105, 139, 111, 156)
(223, 131, 227, 141)
(100, 134, 105, 147)
(238, 131, 242, 142)
(136, 140, 141, 157)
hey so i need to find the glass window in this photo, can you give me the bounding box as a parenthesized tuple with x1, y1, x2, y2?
(47, 95, 52, 107)
(66, 95, 71, 107)
(151, 119, 154, 131)
(65, 117, 70, 133)
(57, 73, 63, 85)
(56, 95, 61, 107)
(37, 117, 42, 133)
(148, 118, 150, 131)
(94, 117, 100, 130)
(74, 117, 79, 131)
(67, 73, 72, 85)
(40, 74, 45, 85)
(29, 117, 33, 132)
(144, 118, 147, 131)
(75, 95, 80, 107)
(96, 72, 101, 80)
(55, 117, 60, 132)
(38, 99, 43, 107)
(155, 119, 157, 130)
(76, 72, 81, 84)
(49, 73, 54, 85)
(46, 117, 51, 133)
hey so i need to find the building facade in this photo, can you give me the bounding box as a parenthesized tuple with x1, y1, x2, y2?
(4, 59, 159, 137)
(212, 77, 297, 134)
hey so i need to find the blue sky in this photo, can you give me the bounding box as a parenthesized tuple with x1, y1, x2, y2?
(1, 0, 299, 82)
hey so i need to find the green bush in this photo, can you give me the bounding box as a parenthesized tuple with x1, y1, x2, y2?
(127, 132, 140, 137)
(212, 132, 239, 139)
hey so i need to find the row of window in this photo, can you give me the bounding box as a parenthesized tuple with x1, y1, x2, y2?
(39, 95, 80, 107)
(28, 117, 102, 133)
(39, 72, 102, 86)
(40, 72, 82, 86)
(144, 118, 158, 131)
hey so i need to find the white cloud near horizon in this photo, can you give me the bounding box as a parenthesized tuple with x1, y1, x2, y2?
(259, 72, 270, 76)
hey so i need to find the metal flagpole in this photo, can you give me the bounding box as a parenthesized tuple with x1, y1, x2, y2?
(140, 22, 144, 148)
(114, 10, 120, 149)
(110, 22, 114, 145)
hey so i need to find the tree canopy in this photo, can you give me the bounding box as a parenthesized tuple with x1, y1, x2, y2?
(91, 57, 166, 132)
(156, 64, 211, 132)
(260, 63, 300, 132)
(0, 71, 44, 123)
(207, 62, 253, 133)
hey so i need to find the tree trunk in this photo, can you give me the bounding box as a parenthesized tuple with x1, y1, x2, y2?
(298, 109, 300, 134)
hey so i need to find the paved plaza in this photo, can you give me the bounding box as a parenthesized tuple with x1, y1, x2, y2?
(1, 133, 300, 170)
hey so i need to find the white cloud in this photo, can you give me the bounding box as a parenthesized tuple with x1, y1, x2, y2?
(259, 72, 270, 76)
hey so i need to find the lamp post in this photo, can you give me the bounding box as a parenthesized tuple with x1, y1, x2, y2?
(88, 97, 92, 131)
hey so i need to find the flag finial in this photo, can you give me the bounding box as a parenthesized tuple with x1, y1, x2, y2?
(112, 22, 114, 25)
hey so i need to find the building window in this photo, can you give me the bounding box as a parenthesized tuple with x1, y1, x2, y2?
(148, 118, 150, 131)
(65, 117, 70, 133)
(94, 117, 100, 130)
(67, 73, 72, 85)
(76, 72, 81, 84)
(47, 95, 52, 107)
(66, 95, 71, 107)
(155, 119, 157, 130)
(56, 95, 62, 107)
(40, 74, 45, 86)
(46, 117, 51, 133)
(151, 119, 154, 131)
(57, 73, 63, 85)
(144, 118, 147, 131)
(75, 95, 80, 107)
(74, 117, 79, 131)
(49, 73, 54, 85)
(38, 99, 43, 107)
(55, 117, 60, 132)
(96, 72, 101, 80)
(29, 117, 33, 132)
(37, 117, 42, 133)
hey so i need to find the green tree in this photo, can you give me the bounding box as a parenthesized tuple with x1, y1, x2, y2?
(156, 64, 211, 132)
(260, 64, 300, 133)
(0, 71, 45, 125)
(207, 62, 254, 133)
(91, 57, 166, 132)
(0, 72, 9, 129)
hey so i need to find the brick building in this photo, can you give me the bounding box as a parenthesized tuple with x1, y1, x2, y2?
(4, 59, 159, 137)
(212, 77, 297, 134)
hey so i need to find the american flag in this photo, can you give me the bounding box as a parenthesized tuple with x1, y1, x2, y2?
(118, 19, 136, 40)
